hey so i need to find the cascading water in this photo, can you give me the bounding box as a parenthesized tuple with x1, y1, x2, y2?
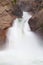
(0, 12, 43, 65)
(6, 12, 32, 49)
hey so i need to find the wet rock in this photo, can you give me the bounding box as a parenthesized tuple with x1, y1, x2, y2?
(0, 29, 7, 49)
(29, 9, 43, 37)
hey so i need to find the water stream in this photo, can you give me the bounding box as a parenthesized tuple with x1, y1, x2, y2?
(0, 12, 43, 65)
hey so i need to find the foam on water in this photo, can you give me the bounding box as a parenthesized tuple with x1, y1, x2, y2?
(0, 12, 43, 65)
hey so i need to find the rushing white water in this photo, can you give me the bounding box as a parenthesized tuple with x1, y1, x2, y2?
(0, 12, 43, 65)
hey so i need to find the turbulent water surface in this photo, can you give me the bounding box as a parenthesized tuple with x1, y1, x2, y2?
(0, 12, 43, 65)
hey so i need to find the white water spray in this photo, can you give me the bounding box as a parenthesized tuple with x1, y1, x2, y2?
(0, 12, 43, 65)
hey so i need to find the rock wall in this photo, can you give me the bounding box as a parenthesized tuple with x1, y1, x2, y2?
(19, 0, 43, 14)
(0, 0, 15, 48)
(0, 0, 23, 48)
(29, 9, 43, 37)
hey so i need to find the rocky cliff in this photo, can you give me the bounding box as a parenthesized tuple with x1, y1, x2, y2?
(28, 0, 43, 38)
(0, 0, 15, 48)
(29, 9, 43, 37)
(0, 0, 23, 48)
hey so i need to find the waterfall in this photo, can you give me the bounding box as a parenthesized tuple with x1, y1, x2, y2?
(6, 12, 32, 49)
(0, 12, 43, 65)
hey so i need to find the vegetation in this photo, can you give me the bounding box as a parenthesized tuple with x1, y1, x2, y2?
(40, 24, 43, 28)
(13, 0, 17, 4)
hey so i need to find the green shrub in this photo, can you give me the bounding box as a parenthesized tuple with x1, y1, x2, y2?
(40, 24, 43, 28)
(12, 0, 17, 4)
(13, 0, 17, 4)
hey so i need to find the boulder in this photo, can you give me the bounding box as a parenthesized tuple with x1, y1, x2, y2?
(29, 9, 43, 37)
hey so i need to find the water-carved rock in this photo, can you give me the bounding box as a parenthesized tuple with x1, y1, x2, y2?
(29, 9, 43, 37)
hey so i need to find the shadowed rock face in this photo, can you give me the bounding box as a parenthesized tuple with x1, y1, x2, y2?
(19, 0, 43, 14)
(29, 9, 43, 37)
(11, 4, 23, 18)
